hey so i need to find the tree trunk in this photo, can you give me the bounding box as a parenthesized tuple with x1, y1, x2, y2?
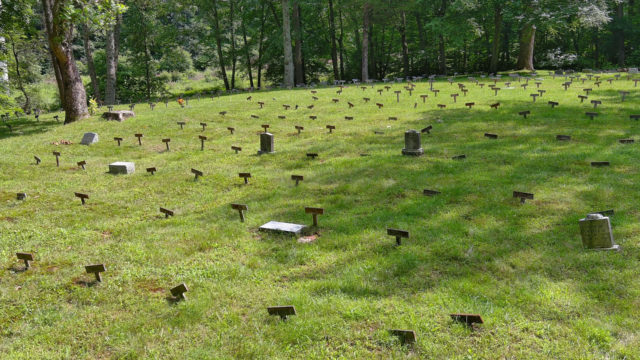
(338, 5, 345, 80)
(399, 10, 409, 78)
(361, 2, 372, 81)
(489, 4, 502, 73)
(516, 23, 536, 70)
(241, 15, 254, 89)
(615, 2, 625, 66)
(328, 0, 339, 81)
(105, 14, 120, 105)
(292, 1, 304, 84)
(415, 12, 428, 75)
(144, 36, 151, 101)
(41, 0, 88, 123)
(438, 34, 446, 74)
(282, 0, 294, 87)
(257, 3, 266, 89)
(230, 0, 237, 89)
(9, 36, 31, 111)
(212, 0, 230, 90)
(82, 23, 101, 103)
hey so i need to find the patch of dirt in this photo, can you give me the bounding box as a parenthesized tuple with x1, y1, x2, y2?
(1, 217, 16, 222)
(51, 140, 73, 145)
(298, 234, 319, 243)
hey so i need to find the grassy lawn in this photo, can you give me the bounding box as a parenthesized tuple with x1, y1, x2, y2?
(1, 72, 639, 359)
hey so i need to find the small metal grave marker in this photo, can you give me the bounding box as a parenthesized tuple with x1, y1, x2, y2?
(146, 167, 157, 175)
(423, 189, 440, 196)
(306, 153, 318, 159)
(490, 102, 500, 109)
(305, 207, 324, 226)
(74, 192, 89, 205)
(452, 154, 466, 160)
(135, 133, 143, 145)
(53, 151, 61, 167)
(231, 203, 248, 222)
(578, 95, 588, 103)
(620, 91, 630, 102)
(591, 100, 601, 108)
(231, 145, 242, 154)
(437, 104, 446, 109)
(556, 135, 571, 141)
(77, 160, 86, 170)
(177, 121, 186, 129)
(585, 112, 599, 120)
(548, 101, 559, 108)
(251, 114, 259, 119)
(326, 125, 335, 133)
(85, 264, 106, 282)
(200, 122, 207, 131)
(387, 228, 409, 246)
(619, 139, 634, 144)
(239, 172, 251, 184)
(420, 94, 428, 102)
(513, 191, 533, 204)
(191, 168, 203, 180)
(261, 124, 270, 132)
(591, 161, 610, 167)
(493, 87, 500, 96)
(484, 133, 498, 139)
(530, 94, 538, 102)
(421, 125, 433, 134)
(278, 115, 286, 119)
(283, 104, 291, 110)
(16, 252, 34, 269)
(518, 110, 530, 119)
(363, 97, 370, 103)
(160, 207, 174, 218)
(258, 101, 264, 108)
(291, 175, 304, 186)
(162, 138, 171, 151)
(450, 313, 483, 326)
(17, 192, 27, 200)
(630, 115, 640, 121)
(389, 330, 416, 345)
(451, 93, 458, 103)
(348, 102, 354, 108)
(170, 283, 188, 301)
(34, 155, 41, 165)
(309, 115, 317, 120)
(114, 137, 123, 146)
(584, 88, 592, 95)
(345, 116, 353, 120)
(199, 135, 207, 151)
(268, 306, 296, 320)
(376, 103, 384, 109)
(388, 117, 397, 121)
(465, 102, 475, 109)
(227, 127, 235, 134)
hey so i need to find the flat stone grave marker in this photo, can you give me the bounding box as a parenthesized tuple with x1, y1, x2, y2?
(160, 207, 174, 218)
(191, 168, 203, 180)
(170, 283, 188, 301)
(591, 161, 610, 167)
(162, 138, 171, 151)
(135, 133, 143, 145)
(387, 228, 409, 246)
(465, 102, 475, 109)
(484, 133, 498, 139)
(450, 313, 483, 327)
(306, 153, 318, 159)
(556, 135, 571, 141)
(85, 264, 106, 282)
(585, 112, 599, 120)
(238, 173, 251, 184)
(579, 213, 619, 251)
(109, 162, 135, 175)
(231, 203, 248, 222)
(268, 306, 296, 320)
(102, 110, 134, 122)
(423, 189, 440, 196)
(81, 132, 99, 145)
(199, 135, 207, 151)
(16, 252, 34, 269)
(259, 221, 307, 236)
(77, 160, 86, 170)
(326, 125, 335, 133)
(490, 103, 500, 109)
(52, 151, 61, 167)
(291, 175, 304, 186)
(519, 110, 531, 119)
(75, 192, 89, 205)
(421, 126, 433, 134)
(146, 167, 157, 175)
(513, 191, 533, 204)
(177, 121, 186, 129)
(305, 207, 324, 226)
(452, 154, 466, 160)
(17, 192, 27, 200)
(548, 101, 559, 108)
(389, 330, 416, 345)
(619, 139, 634, 144)
(114, 137, 123, 146)
(34, 156, 41, 165)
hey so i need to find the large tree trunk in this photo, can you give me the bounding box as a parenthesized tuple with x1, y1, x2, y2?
(361, 2, 372, 81)
(292, 1, 304, 84)
(516, 23, 536, 70)
(282, 0, 294, 87)
(328, 0, 340, 81)
(241, 15, 254, 89)
(399, 10, 409, 78)
(615, 2, 625, 66)
(257, 3, 266, 89)
(82, 24, 101, 103)
(41, 0, 88, 124)
(212, 0, 230, 90)
(230, 0, 237, 89)
(104, 14, 120, 105)
(489, 4, 502, 73)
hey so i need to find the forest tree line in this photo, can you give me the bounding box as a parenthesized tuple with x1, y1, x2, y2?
(1, 0, 639, 123)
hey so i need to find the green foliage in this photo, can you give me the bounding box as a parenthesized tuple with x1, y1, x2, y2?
(88, 98, 99, 115)
(159, 47, 193, 73)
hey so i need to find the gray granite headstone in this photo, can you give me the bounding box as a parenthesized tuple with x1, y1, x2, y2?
(108, 162, 135, 175)
(259, 132, 275, 154)
(259, 221, 307, 235)
(81, 132, 99, 145)
(579, 213, 619, 250)
(402, 130, 423, 156)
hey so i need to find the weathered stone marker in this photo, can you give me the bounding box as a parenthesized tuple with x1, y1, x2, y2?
(579, 213, 619, 251)
(162, 138, 171, 151)
(170, 283, 189, 301)
(389, 330, 416, 345)
(239, 173, 251, 184)
(34, 156, 41, 165)
(114, 137, 123, 146)
(402, 130, 423, 156)
(135, 133, 143, 145)
(81, 132, 99, 145)
(102, 111, 134, 122)
(109, 162, 135, 175)
(146, 167, 157, 175)
(268, 305, 296, 320)
(258, 132, 275, 154)
(160, 207, 174, 218)
(484, 133, 498, 139)
(53, 151, 61, 167)
(77, 160, 86, 170)
(259, 221, 307, 235)
(75, 192, 89, 205)
(85, 264, 106, 282)
(291, 175, 304, 186)
(450, 313, 483, 327)
(199, 135, 207, 151)
(191, 168, 203, 180)
(232, 146, 242, 154)
(513, 191, 533, 204)
(231, 203, 248, 222)
(305, 207, 324, 226)
(387, 228, 409, 245)
(423, 189, 440, 196)
(16, 252, 34, 269)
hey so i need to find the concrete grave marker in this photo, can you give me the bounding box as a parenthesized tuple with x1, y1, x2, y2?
(268, 306, 296, 320)
(85, 264, 106, 282)
(258, 133, 275, 154)
(579, 213, 619, 251)
(402, 130, 423, 156)
(81, 132, 99, 145)
(259, 221, 307, 236)
(109, 162, 135, 175)
(102, 111, 134, 122)
(387, 228, 409, 245)
(231, 203, 248, 222)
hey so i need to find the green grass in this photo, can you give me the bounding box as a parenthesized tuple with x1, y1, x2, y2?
(1, 72, 640, 359)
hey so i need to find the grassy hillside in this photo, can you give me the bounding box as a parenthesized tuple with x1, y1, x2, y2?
(1, 73, 639, 359)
